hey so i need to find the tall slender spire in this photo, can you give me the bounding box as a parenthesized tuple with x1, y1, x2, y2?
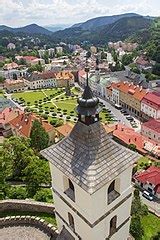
(76, 59, 101, 125)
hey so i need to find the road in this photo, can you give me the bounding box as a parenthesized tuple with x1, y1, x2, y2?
(140, 191, 160, 217)
(98, 98, 132, 128)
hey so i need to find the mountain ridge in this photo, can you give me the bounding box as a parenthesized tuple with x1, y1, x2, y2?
(0, 23, 52, 35)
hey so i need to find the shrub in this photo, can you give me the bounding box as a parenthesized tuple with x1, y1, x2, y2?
(39, 109, 43, 113)
(57, 108, 61, 111)
(41, 114, 48, 120)
(7, 186, 27, 200)
(45, 111, 49, 114)
(50, 106, 54, 110)
(63, 109, 67, 112)
(34, 188, 53, 203)
(66, 116, 71, 120)
(52, 113, 57, 116)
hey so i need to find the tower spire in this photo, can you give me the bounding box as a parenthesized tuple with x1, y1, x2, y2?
(76, 59, 101, 125)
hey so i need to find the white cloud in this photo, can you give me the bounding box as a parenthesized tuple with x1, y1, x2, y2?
(0, 0, 159, 27)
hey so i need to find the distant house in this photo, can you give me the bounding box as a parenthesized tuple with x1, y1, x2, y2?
(9, 112, 55, 144)
(141, 92, 160, 120)
(0, 107, 22, 137)
(55, 71, 74, 87)
(141, 118, 160, 144)
(3, 62, 19, 70)
(55, 123, 73, 142)
(134, 166, 160, 199)
(4, 79, 29, 93)
(7, 43, 16, 50)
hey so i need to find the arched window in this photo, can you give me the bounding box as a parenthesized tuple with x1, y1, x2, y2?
(64, 177, 75, 202)
(69, 179, 74, 192)
(68, 212, 75, 230)
(110, 216, 117, 236)
(107, 179, 120, 204)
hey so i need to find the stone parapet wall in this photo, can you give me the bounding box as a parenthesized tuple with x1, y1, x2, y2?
(0, 199, 55, 214)
(0, 215, 58, 239)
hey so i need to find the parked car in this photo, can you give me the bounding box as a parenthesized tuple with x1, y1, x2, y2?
(121, 109, 126, 113)
(126, 116, 134, 121)
(142, 191, 153, 201)
(123, 112, 129, 116)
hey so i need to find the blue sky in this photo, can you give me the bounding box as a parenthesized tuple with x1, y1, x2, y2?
(0, 0, 159, 27)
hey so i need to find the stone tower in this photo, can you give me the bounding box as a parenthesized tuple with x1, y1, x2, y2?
(41, 68, 139, 240)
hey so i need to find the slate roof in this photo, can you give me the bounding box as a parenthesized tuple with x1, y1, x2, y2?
(41, 121, 139, 194)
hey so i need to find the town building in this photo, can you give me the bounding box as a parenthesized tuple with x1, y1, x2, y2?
(56, 46, 63, 55)
(4, 79, 28, 93)
(3, 62, 19, 71)
(141, 92, 160, 120)
(109, 82, 147, 118)
(134, 166, 160, 199)
(55, 71, 75, 88)
(90, 46, 97, 54)
(0, 107, 22, 138)
(7, 43, 16, 50)
(27, 71, 57, 89)
(9, 112, 55, 144)
(141, 119, 160, 144)
(41, 68, 139, 240)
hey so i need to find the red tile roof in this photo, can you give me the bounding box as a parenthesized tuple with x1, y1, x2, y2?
(113, 124, 158, 154)
(23, 56, 37, 61)
(112, 82, 147, 101)
(0, 108, 23, 125)
(135, 166, 160, 192)
(142, 92, 160, 108)
(142, 119, 160, 134)
(9, 113, 53, 138)
(56, 123, 73, 137)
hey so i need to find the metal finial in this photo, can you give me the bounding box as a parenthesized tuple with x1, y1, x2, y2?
(85, 58, 89, 87)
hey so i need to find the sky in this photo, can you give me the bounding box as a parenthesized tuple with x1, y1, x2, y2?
(0, 0, 159, 27)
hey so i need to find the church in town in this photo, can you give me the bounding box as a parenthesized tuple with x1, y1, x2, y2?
(41, 66, 139, 240)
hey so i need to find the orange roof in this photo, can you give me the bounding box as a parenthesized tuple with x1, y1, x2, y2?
(0, 107, 23, 125)
(103, 123, 117, 134)
(55, 71, 74, 80)
(56, 123, 74, 137)
(112, 82, 147, 101)
(9, 113, 54, 138)
(113, 124, 157, 154)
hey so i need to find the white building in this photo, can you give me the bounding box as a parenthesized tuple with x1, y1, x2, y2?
(41, 75, 139, 240)
(28, 72, 57, 89)
(56, 46, 63, 55)
(141, 92, 160, 120)
(112, 88, 120, 105)
(7, 43, 16, 50)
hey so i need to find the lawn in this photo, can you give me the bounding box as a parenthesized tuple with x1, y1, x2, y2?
(141, 213, 160, 240)
(12, 91, 45, 105)
(11, 89, 113, 123)
(56, 99, 77, 115)
(0, 210, 56, 226)
(137, 156, 153, 170)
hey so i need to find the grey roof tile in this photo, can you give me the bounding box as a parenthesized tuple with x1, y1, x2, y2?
(41, 121, 139, 194)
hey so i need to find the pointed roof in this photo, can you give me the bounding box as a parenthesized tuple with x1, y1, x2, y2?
(41, 121, 139, 194)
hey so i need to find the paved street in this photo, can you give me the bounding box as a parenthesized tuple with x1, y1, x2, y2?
(98, 98, 132, 128)
(140, 191, 160, 217)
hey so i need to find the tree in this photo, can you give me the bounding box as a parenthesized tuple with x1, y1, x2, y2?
(30, 120, 49, 151)
(0, 76, 5, 83)
(130, 215, 144, 240)
(23, 157, 51, 197)
(151, 232, 160, 240)
(152, 63, 160, 76)
(128, 144, 136, 151)
(121, 54, 133, 66)
(1, 136, 34, 180)
(34, 188, 53, 202)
